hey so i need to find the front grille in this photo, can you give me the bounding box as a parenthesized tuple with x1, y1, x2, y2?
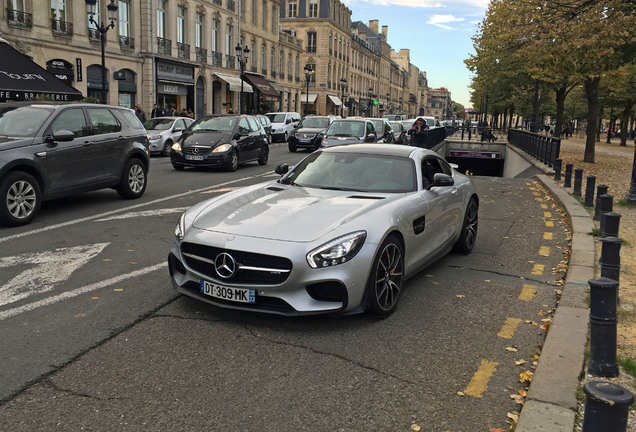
(181, 242, 292, 285)
(183, 146, 212, 156)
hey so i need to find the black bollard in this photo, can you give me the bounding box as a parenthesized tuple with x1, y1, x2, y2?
(582, 381, 634, 432)
(554, 158, 562, 181)
(584, 175, 596, 207)
(602, 212, 621, 238)
(594, 185, 609, 221)
(461, 127, 465, 140)
(564, 163, 573, 188)
(573, 168, 583, 197)
(588, 277, 619, 377)
(600, 236, 622, 284)
(599, 194, 614, 236)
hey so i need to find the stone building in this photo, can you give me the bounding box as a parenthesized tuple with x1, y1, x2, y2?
(427, 87, 452, 120)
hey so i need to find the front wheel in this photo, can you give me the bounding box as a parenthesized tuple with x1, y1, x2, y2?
(162, 140, 173, 156)
(226, 150, 239, 171)
(288, 143, 297, 152)
(283, 131, 289, 142)
(117, 158, 147, 199)
(453, 197, 478, 254)
(367, 235, 404, 317)
(0, 171, 42, 227)
(258, 145, 269, 165)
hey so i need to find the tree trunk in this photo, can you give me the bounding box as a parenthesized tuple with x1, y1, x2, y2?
(619, 99, 633, 146)
(583, 76, 600, 163)
(554, 85, 567, 139)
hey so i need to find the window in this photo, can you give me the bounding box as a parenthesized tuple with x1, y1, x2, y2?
(177, 7, 186, 44)
(238, 118, 250, 134)
(225, 24, 233, 57)
(157, 0, 166, 38)
(261, 44, 265, 70)
(287, 53, 292, 77)
(262, 3, 267, 30)
(212, 19, 219, 51)
(288, 1, 297, 17)
(9, 0, 26, 12)
(307, 31, 316, 53)
(279, 51, 283, 75)
(119, 1, 130, 38)
(195, 13, 203, 48)
(271, 47, 275, 73)
(87, 108, 121, 134)
(50, 109, 89, 138)
(271, 6, 276, 34)
(251, 0, 256, 24)
(250, 41, 256, 68)
(308, 0, 318, 17)
(247, 116, 260, 132)
(51, 0, 66, 20)
(87, 0, 99, 28)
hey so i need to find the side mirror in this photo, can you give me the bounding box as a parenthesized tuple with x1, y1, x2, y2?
(365, 133, 376, 143)
(47, 130, 75, 143)
(173, 128, 182, 132)
(286, 119, 292, 124)
(432, 173, 454, 187)
(275, 163, 289, 175)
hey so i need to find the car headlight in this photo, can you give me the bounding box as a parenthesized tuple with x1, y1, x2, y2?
(172, 142, 182, 151)
(307, 231, 367, 268)
(212, 143, 232, 153)
(175, 213, 186, 244)
(149, 134, 161, 140)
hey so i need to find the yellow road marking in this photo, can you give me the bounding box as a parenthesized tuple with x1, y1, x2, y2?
(464, 360, 499, 398)
(519, 284, 537, 301)
(532, 264, 545, 275)
(545, 221, 554, 227)
(543, 232, 553, 240)
(544, 212, 552, 218)
(498, 318, 523, 339)
(539, 246, 550, 257)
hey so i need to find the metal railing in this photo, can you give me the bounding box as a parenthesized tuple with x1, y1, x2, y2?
(7, 9, 32, 27)
(227, 0, 235, 12)
(212, 51, 223, 66)
(89, 28, 101, 42)
(196, 47, 207, 62)
(157, 37, 171, 55)
(226, 55, 235, 69)
(51, 19, 73, 36)
(119, 35, 134, 49)
(508, 128, 561, 168)
(177, 42, 190, 59)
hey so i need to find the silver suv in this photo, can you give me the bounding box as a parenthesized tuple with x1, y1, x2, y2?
(0, 103, 150, 226)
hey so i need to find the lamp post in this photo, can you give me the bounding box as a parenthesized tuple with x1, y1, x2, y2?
(304, 65, 313, 117)
(235, 44, 250, 114)
(339, 77, 347, 118)
(386, 93, 390, 114)
(86, 0, 118, 105)
(368, 87, 373, 117)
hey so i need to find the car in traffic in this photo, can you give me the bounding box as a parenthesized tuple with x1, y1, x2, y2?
(170, 114, 268, 171)
(320, 118, 378, 147)
(0, 102, 150, 227)
(366, 118, 395, 143)
(389, 121, 407, 144)
(169, 144, 478, 316)
(287, 115, 336, 152)
(265, 111, 301, 142)
(145, 116, 194, 156)
(256, 114, 272, 143)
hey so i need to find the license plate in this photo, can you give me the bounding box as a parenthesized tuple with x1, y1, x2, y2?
(299, 139, 311, 143)
(186, 155, 204, 161)
(200, 280, 255, 304)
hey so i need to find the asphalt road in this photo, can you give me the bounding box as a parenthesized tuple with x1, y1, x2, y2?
(0, 143, 570, 431)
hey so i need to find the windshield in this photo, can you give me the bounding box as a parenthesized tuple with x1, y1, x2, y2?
(299, 117, 330, 129)
(266, 113, 286, 123)
(0, 106, 54, 137)
(325, 121, 365, 137)
(370, 120, 385, 132)
(281, 151, 416, 193)
(389, 122, 402, 131)
(191, 116, 236, 132)
(144, 118, 174, 130)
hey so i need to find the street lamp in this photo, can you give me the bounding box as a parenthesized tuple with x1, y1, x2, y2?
(386, 93, 390, 114)
(339, 77, 347, 118)
(235, 44, 250, 114)
(368, 87, 373, 117)
(304, 65, 313, 117)
(86, 0, 118, 104)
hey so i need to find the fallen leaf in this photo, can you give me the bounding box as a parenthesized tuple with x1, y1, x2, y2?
(457, 391, 465, 396)
(490, 429, 506, 432)
(432, 281, 439, 285)
(507, 411, 519, 422)
(515, 359, 526, 366)
(456, 294, 465, 298)
(484, 279, 491, 282)
(520, 371, 534, 383)
(510, 394, 525, 404)
(103, 258, 111, 262)
(410, 425, 421, 431)
(91, 297, 99, 300)
(506, 346, 518, 352)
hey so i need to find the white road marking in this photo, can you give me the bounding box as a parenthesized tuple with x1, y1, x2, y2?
(0, 262, 167, 321)
(0, 243, 109, 307)
(95, 207, 190, 221)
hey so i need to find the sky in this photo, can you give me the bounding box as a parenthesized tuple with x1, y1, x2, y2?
(341, 0, 490, 108)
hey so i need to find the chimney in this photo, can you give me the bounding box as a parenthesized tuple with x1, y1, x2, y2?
(381, 25, 388, 39)
(368, 20, 379, 34)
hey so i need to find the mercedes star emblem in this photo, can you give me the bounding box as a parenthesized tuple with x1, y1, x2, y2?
(192, 147, 199, 154)
(214, 253, 237, 279)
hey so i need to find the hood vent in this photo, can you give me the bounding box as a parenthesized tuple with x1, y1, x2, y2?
(265, 186, 286, 192)
(347, 195, 385, 200)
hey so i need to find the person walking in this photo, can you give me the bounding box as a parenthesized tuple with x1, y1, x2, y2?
(150, 104, 163, 118)
(407, 118, 428, 148)
(134, 104, 147, 123)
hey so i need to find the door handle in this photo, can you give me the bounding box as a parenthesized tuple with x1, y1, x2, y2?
(451, 187, 459, 195)
(82, 141, 92, 146)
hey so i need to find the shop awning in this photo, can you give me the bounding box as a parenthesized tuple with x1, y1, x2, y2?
(301, 94, 318, 104)
(267, 80, 285, 94)
(213, 72, 253, 93)
(328, 95, 342, 106)
(244, 73, 280, 101)
(0, 37, 83, 102)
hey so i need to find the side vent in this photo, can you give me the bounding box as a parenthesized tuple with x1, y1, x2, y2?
(413, 215, 426, 235)
(266, 186, 285, 192)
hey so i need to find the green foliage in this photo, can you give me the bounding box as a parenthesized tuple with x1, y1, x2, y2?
(617, 356, 636, 377)
(82, 97, 100, 104)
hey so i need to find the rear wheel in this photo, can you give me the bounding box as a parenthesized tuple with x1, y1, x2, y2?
(0, 171, 41, 227)
(454, 197, 478, 254)
(367, 234, 404, 317)
(117, 158, 147, 199)
(258, 145, 269, 165)
(226, 150, 239, 171)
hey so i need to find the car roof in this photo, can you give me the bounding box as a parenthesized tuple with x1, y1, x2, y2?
(322, 143, 436, 158)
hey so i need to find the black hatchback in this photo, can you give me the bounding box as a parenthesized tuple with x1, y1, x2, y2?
(170, 115, 269, 171)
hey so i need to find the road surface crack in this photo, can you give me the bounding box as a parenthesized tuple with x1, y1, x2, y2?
(43, 378, 123, 401)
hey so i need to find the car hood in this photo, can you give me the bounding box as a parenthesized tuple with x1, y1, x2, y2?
(180, 131, 233, 147)
(190, 182, 393, 242)
(0, 136, 35, 151)
(322, 136, 365, 146)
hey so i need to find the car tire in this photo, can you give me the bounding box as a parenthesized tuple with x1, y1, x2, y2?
(0, 171, 42, 227)
(226, 150, 239, 171)
(258, 145, 269, 165)
(288, 143, 297, 152)
(162, 140, 173, 157)
(453, 197, 479, 254)
(283, 131, 289, 142)
(367, 234, 404, 317)
(117, 158, 147, 199)
(172, 163, 185, 171)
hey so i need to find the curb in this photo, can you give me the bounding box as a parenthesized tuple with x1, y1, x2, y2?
(515, 173, 594, 431)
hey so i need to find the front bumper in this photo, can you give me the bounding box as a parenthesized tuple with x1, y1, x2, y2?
(149, 138, 167, 154)
(289, 135, 322, 150)
(170, 150, 230, 168)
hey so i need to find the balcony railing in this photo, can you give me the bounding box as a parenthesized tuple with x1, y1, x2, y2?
(157, 37, 171, 55)
(271, 71, 276, 78)
(196, 47, 207, 63)
(212, 51, 223, 66)
(226, 55, 235, 69)
(227, 0, 235, 12)
(7, 9, 32, 27)
(279, 73, 285, 80)
(261, 68, 267, 76)
(213, 0, 222, 4)
(51, 19, 73, 36)
(250, 66, 257, 73)
(89, 27, 101, 42)
(119, 35, 135, 49)
(178, 42, 190, 59)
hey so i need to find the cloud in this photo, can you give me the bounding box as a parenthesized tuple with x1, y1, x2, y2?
(342, 0, 489, 8)
(427, 14, 465, 29)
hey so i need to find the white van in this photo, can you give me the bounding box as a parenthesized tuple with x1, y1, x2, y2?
(265, 112, 301, 142)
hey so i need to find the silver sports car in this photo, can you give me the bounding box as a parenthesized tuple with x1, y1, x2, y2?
(169, 144, 478, 316)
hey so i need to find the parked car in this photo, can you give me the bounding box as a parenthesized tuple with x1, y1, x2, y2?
(382, 114, 406, 121)
(169, 144, 478, 316)
(389, 121, 407, 144)
(265, 112, 301, 142)
(320, 118, 378, 147)
(366, 118, 395, 143)
(0, 102, 150, 227)
(256, 114, 272, 143)
(145, 116, 194, 156)
(288, 115, 336, 152)
(170, 114, 269, 171)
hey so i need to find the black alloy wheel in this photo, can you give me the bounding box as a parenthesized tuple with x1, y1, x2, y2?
(367, 234, 404, 317)
(453, 197, 479, 254)
(226, 150, 239, 171)
(258, 145, 269, 165)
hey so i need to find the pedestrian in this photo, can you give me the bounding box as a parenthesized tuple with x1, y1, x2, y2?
(227, 108, 235, 114)
(407, 118, 428, 148)
(180, 108, 188, 117)
(170, 105, 178, 116)
(134, 104, 147, 123)
(150, 104, 163, 118)
(187, 108, 194, 119)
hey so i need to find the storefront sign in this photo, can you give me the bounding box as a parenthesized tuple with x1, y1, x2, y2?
(76, 58, 82, 82)
(157, 82, 187, 95)
(156, 61, 194, 84)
